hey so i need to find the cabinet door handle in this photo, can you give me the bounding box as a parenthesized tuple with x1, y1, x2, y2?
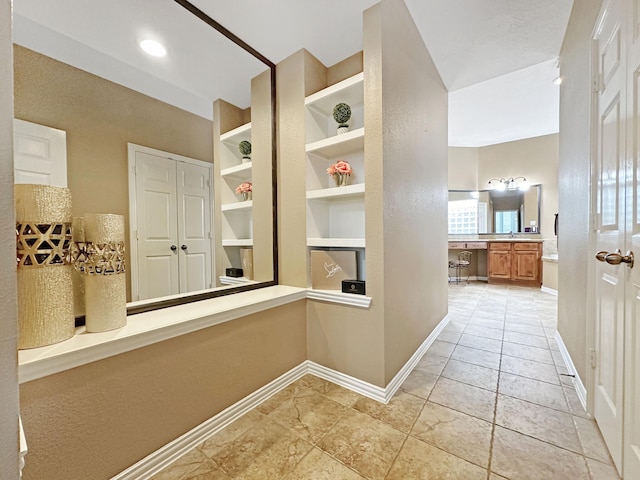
(181, 244, 187, 250)
(605, 250, 634, 267)
(170, 245, 177, 251)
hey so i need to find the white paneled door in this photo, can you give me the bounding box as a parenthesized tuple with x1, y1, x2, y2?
(130, 145, 213, 301)
(592, 0, 640, 477)
(13, 119, 67, 186)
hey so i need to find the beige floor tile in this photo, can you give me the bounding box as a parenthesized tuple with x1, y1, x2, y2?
(504, 322, 547, 337)
(563, 385, 592, 419)
(585, 458, 621, 480)
(489, 473, 509, 480)
(492, 426, 590, 480)
(317, 409, 406, 480)
(182, 459, 232, 480)
(297, 374, 362, 407)
(451, 344, 501, 370)
(444, 321, 468, 333)
(282, 448, 365, 480)
(501, 341, 554, 365)
(199, 410, 266, 458)
(495, 394, 581, 453)
(386, 436, 487, 480)
(504, 315, 542, 327)
(211, 418, 313, 480)
(256, 382, 309, 415)
(441, 358, 499, 391)
(503, 331, 550, 349)
(150, 448, 209, 480)
(427, 340, 456, 358)
(437, 330, 462, 344)
(266, 387, 349, 444)
(415, 352, 448, 375)
(498, 371, 568, 411)
(464, 323, 504, 340)
(458, 333, 503, 353)
(469, 317, 505, 330)
(411, 401, 492, 468)
(573, 415, 615, 464)
(429, 377, 497, 422)
(400, 368, 439, 399)
(500, 354, 560, 384)
(353, 390, 425, 433)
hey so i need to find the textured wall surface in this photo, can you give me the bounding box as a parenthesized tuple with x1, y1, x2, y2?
(557, 0, 604, 384)
(20, 301, 307, 480)
(0, 1, 20, 478)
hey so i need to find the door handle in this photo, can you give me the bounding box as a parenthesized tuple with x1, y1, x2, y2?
(181, 244, 187, 250)
(605, 250, 634, 267)
(595, 251, 609, 262)
(170, 245, 177, 251)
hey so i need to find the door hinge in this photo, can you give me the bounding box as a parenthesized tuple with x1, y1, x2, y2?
(590, 348, 598, 369)
(593, 73, 604, 93)
(208, 231, 212, 239)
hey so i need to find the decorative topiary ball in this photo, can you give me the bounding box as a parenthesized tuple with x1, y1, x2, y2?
(333, 103, 351, 126)
(238, 140, 252, 157)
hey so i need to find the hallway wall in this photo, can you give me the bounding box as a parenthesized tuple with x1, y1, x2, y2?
(557, 0, 603, 385)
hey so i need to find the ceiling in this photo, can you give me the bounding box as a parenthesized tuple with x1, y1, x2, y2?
(12, 0, 574, 147)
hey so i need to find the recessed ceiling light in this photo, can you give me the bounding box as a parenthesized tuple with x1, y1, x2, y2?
(139, 39, 167, 57)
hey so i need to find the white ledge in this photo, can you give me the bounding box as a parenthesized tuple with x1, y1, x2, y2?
(18, 285, 307, 384)
(307, 289, 372, 308)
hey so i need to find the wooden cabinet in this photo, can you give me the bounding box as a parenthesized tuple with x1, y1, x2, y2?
(488, 242, 541, 286)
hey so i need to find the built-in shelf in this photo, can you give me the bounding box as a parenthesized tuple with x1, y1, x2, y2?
(222, 239, 253, 247)
(305, 72, 364, 113)
(307, 238, 365, 248)
(307, 288, 372, 308)
(220, 122, 251, 142)
(307, 183, 365, 201)
(221, 162, 252, 179)
(221, 200, 253, 212)
(306, 128, 365, 157)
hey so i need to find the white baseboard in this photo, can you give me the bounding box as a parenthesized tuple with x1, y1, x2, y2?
(555, 330, 588, 411)
(541, 286, 558, 296)
(113, 314, 450, 479)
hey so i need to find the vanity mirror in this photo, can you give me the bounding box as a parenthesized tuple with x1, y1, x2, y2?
(448, 185, 541, 235)
(12, 0, 277, 316)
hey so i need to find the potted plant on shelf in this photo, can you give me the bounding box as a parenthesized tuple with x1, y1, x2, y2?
(235, 181, 253, 201)
(333, 103, 351, 135)
(327, 160, 352, 187)
(238, 140, 252, 163)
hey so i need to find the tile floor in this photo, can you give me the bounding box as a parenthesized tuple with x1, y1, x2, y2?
(151, 282, 621, 480)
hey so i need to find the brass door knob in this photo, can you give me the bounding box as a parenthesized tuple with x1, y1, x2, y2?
(605, 251, 634, 267)
(595, 251, 609, 262)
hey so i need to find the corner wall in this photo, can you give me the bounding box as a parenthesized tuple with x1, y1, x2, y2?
(0, 1, 20, 478)
(557, 0, 603, 382)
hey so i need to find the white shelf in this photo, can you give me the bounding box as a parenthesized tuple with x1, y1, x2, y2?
(307, 288, 372, 309)
(220, 122, 251, 142)
(221, 162, 252, 179)
(222, 239, 253, 247)
(222, 200, 253, 212)
(305, 72, 364, 113)
(307, 238, 365, 248)
(307, 183, 365, 200)
(306, 128, 365, 157)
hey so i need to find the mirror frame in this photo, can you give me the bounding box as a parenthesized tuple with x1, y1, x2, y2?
(447, 185, 542, 236)
(125, 0, 278, 316)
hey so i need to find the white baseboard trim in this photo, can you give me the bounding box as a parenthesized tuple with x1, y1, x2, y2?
(114, 315, 450, 479)
(541, 286, 558, 296)
(555, 330, 588, 411)
(112, 362, 308, 480)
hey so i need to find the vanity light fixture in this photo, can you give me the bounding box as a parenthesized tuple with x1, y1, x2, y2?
(488, 176, 529, 191)
(139, 38, 167, 57)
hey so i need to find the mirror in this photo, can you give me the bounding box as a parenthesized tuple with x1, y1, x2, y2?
(12, 0, 277, 315)
(448, 185, 541, 234)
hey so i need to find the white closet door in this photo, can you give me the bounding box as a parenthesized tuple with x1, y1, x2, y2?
(176, 161, 212, 293)
(13, 119, 67, 186)
(135, 151, 179, 300)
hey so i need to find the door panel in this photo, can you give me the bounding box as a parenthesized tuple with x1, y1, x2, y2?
(13, 119, 67, 186)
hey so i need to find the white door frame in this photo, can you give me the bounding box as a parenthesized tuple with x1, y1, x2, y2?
(127, 143, 214, 302)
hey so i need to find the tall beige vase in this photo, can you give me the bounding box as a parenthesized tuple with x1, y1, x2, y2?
(15, 184, 75, 349)
(83, 213, 127, 333)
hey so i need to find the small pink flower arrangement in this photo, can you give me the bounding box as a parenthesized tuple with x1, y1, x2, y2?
(235, 182, 252, 194)
(327, 160, 353, 176)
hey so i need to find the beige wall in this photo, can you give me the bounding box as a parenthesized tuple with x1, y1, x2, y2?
(20, 301, 307, 480)
(558, 0, 603, 382)
(13, 46, 214, 301)
(374, 0, 449, 384)
(448, 134, 559, 237)
(0, 1, 20, 478)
